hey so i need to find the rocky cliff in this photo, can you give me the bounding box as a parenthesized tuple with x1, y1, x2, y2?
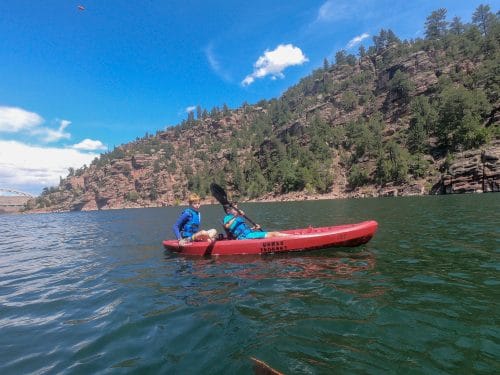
(436, 140, 500, 194)
(25, 36, 500, 212)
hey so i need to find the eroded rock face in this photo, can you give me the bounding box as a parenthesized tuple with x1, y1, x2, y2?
(132, 154, 152, 169)
(438, 141, 500, 194)
(25, 47, 499, 213)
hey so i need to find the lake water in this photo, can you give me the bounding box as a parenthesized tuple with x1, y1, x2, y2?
(0, 194, 499, 374)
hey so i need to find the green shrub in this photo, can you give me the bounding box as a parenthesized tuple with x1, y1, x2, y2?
(125, 191, 140, 202)
(348, 165, 370, 188)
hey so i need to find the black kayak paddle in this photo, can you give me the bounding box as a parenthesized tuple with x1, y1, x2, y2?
(210, 183, 262, 230)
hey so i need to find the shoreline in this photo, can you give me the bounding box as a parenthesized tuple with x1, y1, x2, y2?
(10, 188, 498, 215)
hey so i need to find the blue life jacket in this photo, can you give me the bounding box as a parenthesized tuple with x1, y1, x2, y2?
(224, 214, 252, 239)
(181, 208, 200, 238)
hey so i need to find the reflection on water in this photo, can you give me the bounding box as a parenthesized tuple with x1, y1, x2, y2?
(0, 194, 499, 374)
(177, 250, 377, 280)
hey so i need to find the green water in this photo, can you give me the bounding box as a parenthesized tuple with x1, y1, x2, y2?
(0, 194, 498, 374)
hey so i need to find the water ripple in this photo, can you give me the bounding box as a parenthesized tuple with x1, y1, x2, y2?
(0, 195, 499, 374)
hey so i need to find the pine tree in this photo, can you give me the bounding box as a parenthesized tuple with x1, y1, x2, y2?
(449, 16, 465, 35)
(358, 45, 366, 58)
(407, 96, 437, 154)
(388, 70, 414, 102)
(196, 105, 202, 121)
(425, 8, 448, 40)
(335, 50, 347, 65)
(186, 110, 195, 126)
(436, 86, 491, 150)
(472, 4, 495, 36)
(323, 57, 330, 70)
(386, 29, 401, 45)
(373, 29, 388, 52)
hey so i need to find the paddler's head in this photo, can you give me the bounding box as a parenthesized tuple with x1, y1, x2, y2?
(188, 193, 201, 208)
(224, 204, 238, 215)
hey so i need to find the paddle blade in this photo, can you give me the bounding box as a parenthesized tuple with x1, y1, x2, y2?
(210, 182, 263, 231)
(210, 183, 229, 205)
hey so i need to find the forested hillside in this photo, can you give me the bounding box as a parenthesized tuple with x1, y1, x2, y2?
(26, 5, 499, 211)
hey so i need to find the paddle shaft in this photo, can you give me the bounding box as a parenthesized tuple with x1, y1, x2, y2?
(235, 208, 260, 229)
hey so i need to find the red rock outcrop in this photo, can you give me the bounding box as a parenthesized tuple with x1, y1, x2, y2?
(438, 140, 500, 194)
(24, 45, 499, 212)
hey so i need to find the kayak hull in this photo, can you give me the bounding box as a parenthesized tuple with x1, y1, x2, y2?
(163, 220, 378, 256)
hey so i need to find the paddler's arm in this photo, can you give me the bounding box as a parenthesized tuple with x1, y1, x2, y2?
(224, 216, 235, 229)
(233, 206, 258, 229)
(172, 211, 190, 240)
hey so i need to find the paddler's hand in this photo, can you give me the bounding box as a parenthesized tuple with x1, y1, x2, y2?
(253, 224, 261, 230)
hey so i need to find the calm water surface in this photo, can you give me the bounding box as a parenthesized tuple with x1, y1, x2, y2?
(0, 194, 499, 374)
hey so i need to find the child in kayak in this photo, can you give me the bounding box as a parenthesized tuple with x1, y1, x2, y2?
(223, 205, 289, 240)
(173, 193, 217, 245)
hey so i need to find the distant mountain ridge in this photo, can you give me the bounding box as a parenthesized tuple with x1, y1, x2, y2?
(25, 5, 500, 212)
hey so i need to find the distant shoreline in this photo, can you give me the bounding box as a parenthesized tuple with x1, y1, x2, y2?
(11, 188, 498, 215)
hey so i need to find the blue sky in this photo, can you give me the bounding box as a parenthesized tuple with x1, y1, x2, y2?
(0, 0, 494, 195)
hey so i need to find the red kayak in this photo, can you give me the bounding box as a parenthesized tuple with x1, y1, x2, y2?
(163, 220, 378, 256)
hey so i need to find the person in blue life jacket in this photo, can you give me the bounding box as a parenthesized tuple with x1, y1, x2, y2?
(222, 204, 289, 240)
(173, 193, 217, 245)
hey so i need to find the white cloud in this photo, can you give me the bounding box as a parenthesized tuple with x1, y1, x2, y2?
(242, 44, 308, 86)
(0, 140, 99, 193)
(31, 119, 71, 143)
(72, 138, 107, 151)
(0, 106, 73, 143)
(185, 106, 196, 113)
(0, 106, 43, 132)
(316, 0, 351, 22)
(205, 43, 232, 82)
(242, 76, 255, 86)
(317, 0, 336, 21)
(315, 0, 370, 23)
(347, 33, 370, 49)
(0, 106, 103, 194)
